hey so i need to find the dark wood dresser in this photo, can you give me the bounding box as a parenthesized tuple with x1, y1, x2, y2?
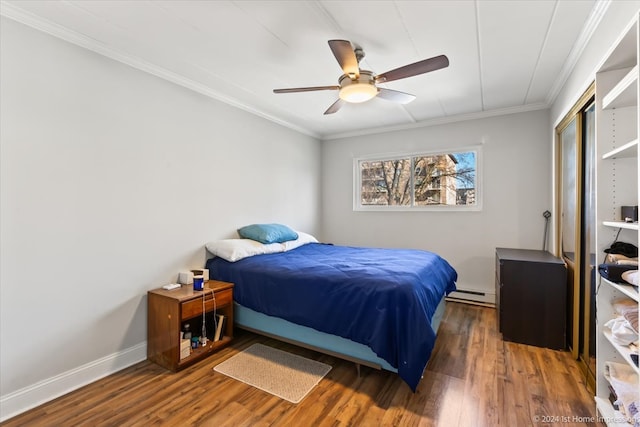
(495, 248, 567, 349)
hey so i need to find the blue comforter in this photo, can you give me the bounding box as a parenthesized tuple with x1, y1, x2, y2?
(206, 243, 457, 391)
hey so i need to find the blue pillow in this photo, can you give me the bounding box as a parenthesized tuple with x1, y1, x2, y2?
(237, 223, 299, 244)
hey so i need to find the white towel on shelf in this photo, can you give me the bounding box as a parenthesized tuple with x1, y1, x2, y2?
(605, 316, 639, 346)
(614, 298, 639, 316)
(604, 361, 640, 427)
(607, 254, 639, 265)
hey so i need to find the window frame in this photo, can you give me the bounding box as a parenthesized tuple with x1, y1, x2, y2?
(353, 146, 483, 212)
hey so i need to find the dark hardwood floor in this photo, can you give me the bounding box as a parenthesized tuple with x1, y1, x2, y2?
(2, 302, 601, 426)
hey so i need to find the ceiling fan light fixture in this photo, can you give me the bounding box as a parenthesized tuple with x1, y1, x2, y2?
(273, 41, 450, 114)
(339, 83, 378, 103)
(338, 71, 377, 103)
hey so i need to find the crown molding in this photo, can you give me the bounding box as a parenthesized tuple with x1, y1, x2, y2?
(1, 0, 601, 143)
(322, 103, 549, 141)
(545, 0, 611, 105)
(0, 1, 321, 140)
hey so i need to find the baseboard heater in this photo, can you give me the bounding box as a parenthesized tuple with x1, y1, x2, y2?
(446, 288, 496, 307)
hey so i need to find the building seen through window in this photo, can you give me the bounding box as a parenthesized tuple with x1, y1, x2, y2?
(357, 150, 478, 209)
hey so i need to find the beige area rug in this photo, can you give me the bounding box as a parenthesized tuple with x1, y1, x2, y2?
(213, 343, 331, 403)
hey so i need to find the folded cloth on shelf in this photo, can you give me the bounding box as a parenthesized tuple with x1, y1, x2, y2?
(625, 311, 639, 335)
(605, 242, 638, 258)
(606, 253, 639, 265)
(614, 298, 640, 315)
(622, 270, 640, 286)
(603, 361, 640, 426)
(614, 299, 639, 334)
(599, 263, 638, 283)
(605, 316, 639, 346)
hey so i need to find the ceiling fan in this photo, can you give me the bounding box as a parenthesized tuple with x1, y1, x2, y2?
(273, 40, 449, 115)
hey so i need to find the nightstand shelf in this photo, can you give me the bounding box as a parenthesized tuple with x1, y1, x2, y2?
(177, 335, 233, 365)
(147, 280, 234, 371)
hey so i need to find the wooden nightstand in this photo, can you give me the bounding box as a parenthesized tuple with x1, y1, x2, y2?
(147, 280, 234, 371)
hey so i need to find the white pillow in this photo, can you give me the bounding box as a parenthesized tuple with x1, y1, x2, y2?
(206, 231, 319, 262)
(205, 239, 283, 262)
(282, 231, 319, 252)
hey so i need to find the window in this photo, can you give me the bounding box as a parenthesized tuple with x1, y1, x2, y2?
(354, 147, 481, 211)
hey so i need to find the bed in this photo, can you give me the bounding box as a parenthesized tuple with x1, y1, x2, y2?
(204, 231, 457, 391)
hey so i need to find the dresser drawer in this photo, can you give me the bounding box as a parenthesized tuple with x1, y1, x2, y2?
(211, 288, 232, 307)
(181, 289, 232, 320)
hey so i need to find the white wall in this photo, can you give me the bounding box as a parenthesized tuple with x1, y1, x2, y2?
(321, 109, 551, 299)
(0, 17, 321, 419)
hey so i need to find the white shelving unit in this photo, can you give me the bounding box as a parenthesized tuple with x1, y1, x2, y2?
(594, 13, 640, 427)
(602, 65, 638, 109)
(602, 139, 638, 160)
(603, 221, 640, 231)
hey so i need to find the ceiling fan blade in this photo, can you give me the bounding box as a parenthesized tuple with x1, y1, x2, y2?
(324, 99, 344, 115)
(376, 88, 416, 104)
(328, 40, 359, 78)
(376, 55, 449, 83)
(274, 85, 339, 93)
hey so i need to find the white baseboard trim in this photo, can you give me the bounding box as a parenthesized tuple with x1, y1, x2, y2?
(447, 288, 496, 305)
(445, 297, 496, 308)
(0, 342, 147, 422)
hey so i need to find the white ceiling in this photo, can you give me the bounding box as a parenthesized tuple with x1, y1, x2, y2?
(1, 0, 605, 139)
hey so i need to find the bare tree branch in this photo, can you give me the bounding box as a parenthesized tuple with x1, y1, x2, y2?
(360, 153, 476, 206)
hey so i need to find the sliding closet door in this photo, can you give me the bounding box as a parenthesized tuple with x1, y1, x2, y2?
(555, 84, 596, 391)
(558, 115, 581, 359)
(560, 119, 578, 266)
(582, 102, 596, 383)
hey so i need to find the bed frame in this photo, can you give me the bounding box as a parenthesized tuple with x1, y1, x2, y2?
(234, 297, 447, 375)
